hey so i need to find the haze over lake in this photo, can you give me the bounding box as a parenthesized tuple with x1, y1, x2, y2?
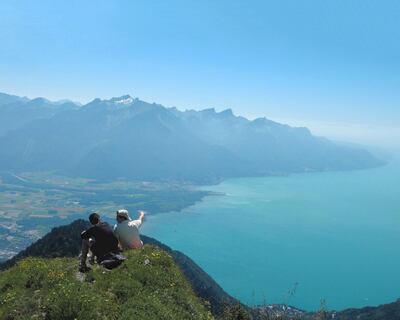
(143, 155, 400, 311)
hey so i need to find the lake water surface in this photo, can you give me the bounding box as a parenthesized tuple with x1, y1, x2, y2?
(142, 156, 400, 311)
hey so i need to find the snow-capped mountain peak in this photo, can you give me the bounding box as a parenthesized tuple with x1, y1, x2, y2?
(110, 95, 134, 105)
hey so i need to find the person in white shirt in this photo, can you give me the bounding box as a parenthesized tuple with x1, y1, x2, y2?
(114, 209, 145, 250)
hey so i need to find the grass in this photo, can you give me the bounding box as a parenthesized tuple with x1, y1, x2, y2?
(0, 245, 214, 320)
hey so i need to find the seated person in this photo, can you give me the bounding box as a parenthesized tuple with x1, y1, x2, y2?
(79, 212, 119, 272)
(114, 209, 145, 250)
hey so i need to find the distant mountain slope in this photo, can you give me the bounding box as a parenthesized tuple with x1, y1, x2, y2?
(334, 299, 400, 320)
(0, 92, 384, 182)
(0, 92, 78, 137)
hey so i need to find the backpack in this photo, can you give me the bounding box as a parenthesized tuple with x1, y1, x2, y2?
(99, 252, 127, 270)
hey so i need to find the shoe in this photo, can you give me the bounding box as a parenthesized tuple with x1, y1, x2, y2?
(79, 264, 92, 273)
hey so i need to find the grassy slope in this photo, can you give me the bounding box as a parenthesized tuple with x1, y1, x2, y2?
(0, 220, 238, 317)
(0, 245, 213, 320)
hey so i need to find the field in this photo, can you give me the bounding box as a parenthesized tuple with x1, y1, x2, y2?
(0, 171, 212, 261)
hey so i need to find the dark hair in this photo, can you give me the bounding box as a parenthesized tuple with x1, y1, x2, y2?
(89, 212, 100, 225)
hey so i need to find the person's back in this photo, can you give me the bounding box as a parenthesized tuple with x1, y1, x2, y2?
(82, 221, 119, 259)
(114, 209, 145, 250)
(79, 213, 119, 272)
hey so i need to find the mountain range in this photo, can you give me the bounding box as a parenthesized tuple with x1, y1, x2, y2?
(0, 92, 384, 183)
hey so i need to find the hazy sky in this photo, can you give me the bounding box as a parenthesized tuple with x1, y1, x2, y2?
(1, 1, 399, 148)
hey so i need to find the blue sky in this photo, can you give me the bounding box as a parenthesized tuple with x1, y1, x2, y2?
(0, 1, 399, 148)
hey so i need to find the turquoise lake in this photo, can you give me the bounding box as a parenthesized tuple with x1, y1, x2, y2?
(142, 156, 400, 311)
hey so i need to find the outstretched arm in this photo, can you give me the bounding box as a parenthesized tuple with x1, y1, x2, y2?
(138, 210, 145, 221)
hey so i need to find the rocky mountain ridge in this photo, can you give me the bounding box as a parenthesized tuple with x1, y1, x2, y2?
(0, 92, 384, 183)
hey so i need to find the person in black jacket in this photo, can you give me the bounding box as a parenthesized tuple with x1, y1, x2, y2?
(79, 212, 119, 272)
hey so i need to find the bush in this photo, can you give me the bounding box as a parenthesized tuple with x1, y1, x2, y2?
(221, 303, 252, 320)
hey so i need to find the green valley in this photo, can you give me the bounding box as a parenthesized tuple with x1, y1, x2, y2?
(0, 171, 212, 261)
